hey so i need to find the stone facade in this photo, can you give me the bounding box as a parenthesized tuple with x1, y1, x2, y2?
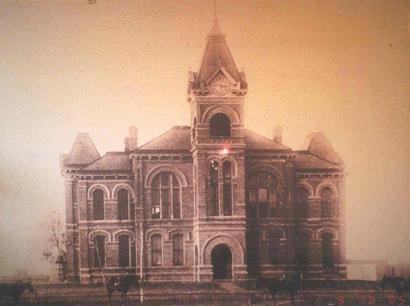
(61, 19, 347, 284)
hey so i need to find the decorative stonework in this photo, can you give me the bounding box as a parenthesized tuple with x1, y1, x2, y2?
(202, 234, 245, 265)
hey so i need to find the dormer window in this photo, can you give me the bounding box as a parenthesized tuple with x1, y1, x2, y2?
(210, 113, 231, 137)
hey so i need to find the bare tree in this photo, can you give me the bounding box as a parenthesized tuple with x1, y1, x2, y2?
(42, 211, 67, 263)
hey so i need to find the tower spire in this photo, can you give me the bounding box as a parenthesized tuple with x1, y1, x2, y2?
(209, 0, 223, 36)
(189, 4, 247, 91)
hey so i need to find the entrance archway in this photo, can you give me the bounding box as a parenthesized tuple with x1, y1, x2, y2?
(211, 244, 232, 280)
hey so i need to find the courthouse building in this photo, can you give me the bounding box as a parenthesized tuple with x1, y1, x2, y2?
(61, 19, 347, 283)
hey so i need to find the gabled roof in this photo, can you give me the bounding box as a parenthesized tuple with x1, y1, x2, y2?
(136, 126, 291, 152)
(66, 133, 100, 165)
(82, 152, 131, 171)
(137, 126, 191, 151)
(244, 129, 291, 151)
(294, 152, 343, 171)
(301, 132, 343, 164)
(197, 19, 241, 84)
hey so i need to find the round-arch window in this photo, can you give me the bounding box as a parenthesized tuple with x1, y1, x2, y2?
(151, 172, 181, 219)
(210, 113, 231, 137)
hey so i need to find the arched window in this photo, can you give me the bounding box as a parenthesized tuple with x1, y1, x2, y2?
(151, 234, 162, 266)
(222, 161, 232, 216)
(267, 230, 282, 265)
(151, 172, 181, 219)
(320, 187, 333, 218)
(94, 235, 106, 267)
(93, 189, 104, 220)
(172, 234, 184, 266)
(247, 173, 277, 218)
(209, 161, 219, 216)
(118, 235, 130, 267)
(295, 231, 310, 266)
(209, 113, 231, 137)
(118, 189, 130, 220)
(295, 187, 309, 219)
(321, 233, 334, 268)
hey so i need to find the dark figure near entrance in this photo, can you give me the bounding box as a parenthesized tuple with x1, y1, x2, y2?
(257, 275, 301, 302)
(211, 244, 232, 280)
(381, 275, 410, 295)
(0, 281, 35, 305)
(105, 273, 139, 305)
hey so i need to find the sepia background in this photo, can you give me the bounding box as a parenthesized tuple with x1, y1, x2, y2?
(0, 0, 409, 276)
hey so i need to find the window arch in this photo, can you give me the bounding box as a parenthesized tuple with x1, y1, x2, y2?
(118, 189, 132, 220)
(94, 235, 106, 267)
(321, 233, 334, 268)
(93, 189, 104, 220)
(247, 172, 277, 218)
(151, 234, 162, 266)
(118, 235, 130, 267)
(295, 187, 309, 219)
(172, 234, 184, 266)
(151, 172, 181, 219)
(209, 113, 231, 137)
(320, 187, 333, 218)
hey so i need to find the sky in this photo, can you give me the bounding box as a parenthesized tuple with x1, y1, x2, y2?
(0, 0, 409, 276)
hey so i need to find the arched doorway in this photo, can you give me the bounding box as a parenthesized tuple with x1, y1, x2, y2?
(211, 244, 232, 280)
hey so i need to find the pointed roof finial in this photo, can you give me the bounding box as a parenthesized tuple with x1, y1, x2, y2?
(196, 1, 242, 84)
(209, 0, 223, 36)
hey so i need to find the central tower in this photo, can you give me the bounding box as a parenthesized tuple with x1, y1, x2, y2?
(188, 19, 249, 281)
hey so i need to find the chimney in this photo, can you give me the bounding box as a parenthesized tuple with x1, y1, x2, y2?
(273, 126, 283, 144)
(124, 126, 138, 152)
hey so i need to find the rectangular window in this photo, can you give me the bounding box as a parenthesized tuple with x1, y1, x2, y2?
(223, 183, 232, 216)
(248, 245, 259, 264)
(151, 235, 162, 266)
(267, 231, 281, 265)
(296, 243, 309, 265)
(118, 190, 129, 220)
(249, 201, 257, 218)
(259, 202, 268, 218)
(119, 236, 130, 267)
(161, 172, 169, 187)
(209, 162, 219, 216)
(173, 234, 183, 266)
(248, 189, 257, 218)
(210, 182, 219, 216)
(258, 188, 267, 202)
(152, 189, 160, 219)
(152, 204, 160, 219)
(94, 236, 105, 267)
(247, 230, 260, 264)
(173, 188, 181, 219)
(249, 189, 257, 202)
(321, 200, 332, 218)
(93, 190, 104, 220)
(162, 189, 170, 218)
